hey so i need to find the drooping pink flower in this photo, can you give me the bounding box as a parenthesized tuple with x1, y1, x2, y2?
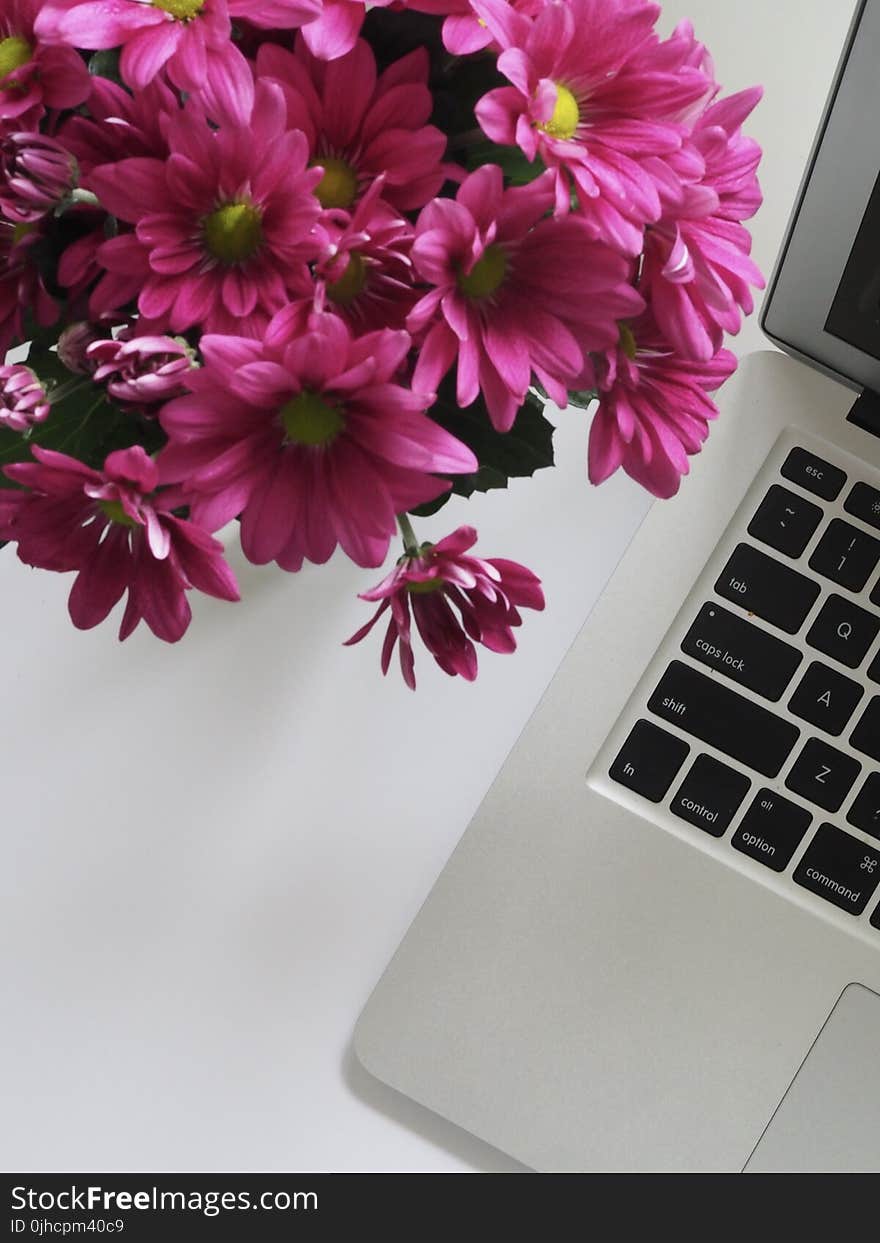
(87, 82, 323, 338)
(408, 165, 644, 432)
(35, 0, 254, 129)
(0, 363, 49, 432)
(255, 37, 448, 213)
(88, 332, 197, 412)
(0, 445, 240, 642)
(0, 132, 78, 223)
(158, 313, 478, 570)
(474, 0, 713, 251)
(0, 0, 90, 130)
(639, 87, 765, 360)
(345, 525, 545, 688)
(0, 220, 58, 355)
(586, 314, 737, 498)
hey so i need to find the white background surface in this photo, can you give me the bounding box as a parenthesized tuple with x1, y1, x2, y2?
(0, 0, 858, 1173)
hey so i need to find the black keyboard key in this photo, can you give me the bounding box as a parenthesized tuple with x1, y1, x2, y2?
(847, 772, 880, 843)
(872, 578, 880, 609)
(681, 604, 802, 701)
(748, 485, 823, 559)
(671, 754, 751, 837)
(794, 824, 880, 915)
(809, 519, 880, 593)
(785, 738, 861, 813)
(647, 661, 799, 778)
(851, 697, 880, 763)
(715, 544, 820, 635)
(782, 448, 846, 501)
(788, 662, 864, 737)
(869, 650, 880, 684)
(610, 719, 689, 803)
(806, 595, 880, 669)
(872, 900, 880, 930)
(844, 482, 880, 533)
(731, 789, 812, 872)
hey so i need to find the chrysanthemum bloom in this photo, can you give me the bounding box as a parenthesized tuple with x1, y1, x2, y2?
(345, 525, 545, 688)
(255, 37, 448, 213)
(587, 315, 737, 498)
(0, 363, 49, 432)
(0, 446, 240, 642)
(408, 165, 644, 432)
(406, 0, 544, 56)
(0, 220, 58, 355)
(639, 88, 765, 360)
(35, 0, 253, 129)
(0, 0, 90, 129)
(158, 313, 478, 570)
(88, 82, 323, 337)
(88, 333, 198, 411)
(473, 0, 713, 250)
(60, 77, 176, 177)
(0, 132, 78, 223)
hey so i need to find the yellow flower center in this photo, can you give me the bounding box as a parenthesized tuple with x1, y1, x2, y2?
(538, 84, 580, 141)
(11, 221, 36, 246)
(618, 322, 638, 360)
(280, 391, 345, 447)
(152, 0, 205, 18)
(311, 157, 358, 210)
(457, 244, 507, 300)
(0, 36, 31, 88)
(326, 251, 367, 305)
(99, 499, 139, 528)
(203, 202, 263, 265)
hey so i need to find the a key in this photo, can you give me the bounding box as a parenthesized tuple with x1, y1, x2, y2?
(869, 649, 880, 685)
(785, 738, 861, 813)
(806, 595, 880, 669)
(748, 485, 823, 559)
(781, 448, 847, 502)
(872, 900, 880, 931)
(851, 697, 880, 763)
(647, 661, 800, 778)
(809, 519, 880, 593)
(731, 789, 812, 872)
(844, 482, 880, 533)
(609, 720, 690, 803)
(788, 662, 864, 737)
(715, 544, 820, 635)
(670, 754, 751, 837)
(846, 772, 880, 843)
(681, 604, 802, 701)
(793, 824, 880, 916)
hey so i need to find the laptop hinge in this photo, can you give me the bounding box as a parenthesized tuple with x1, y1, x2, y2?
(847, 388, 880, 440)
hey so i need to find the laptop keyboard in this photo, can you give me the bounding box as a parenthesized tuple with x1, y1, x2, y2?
(601, 434, 880, 936)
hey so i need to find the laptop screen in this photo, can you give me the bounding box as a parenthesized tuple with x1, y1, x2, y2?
(825, 171, 880, 361)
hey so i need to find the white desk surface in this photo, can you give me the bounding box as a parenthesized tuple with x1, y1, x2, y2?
(1, 0, 857, 1173)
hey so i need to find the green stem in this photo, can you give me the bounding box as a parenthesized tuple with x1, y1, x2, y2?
(67, 189, 100, 208)
(48, 377, 91, 404)
(397, 512, 420, 555)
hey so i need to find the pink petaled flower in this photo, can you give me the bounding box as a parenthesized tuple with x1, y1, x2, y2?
(60, 77, 176, 177)
(0, 220, 58, 355)
(88, 332, 197, 411)
(35, 0, 254, 129)
(0, 132, 78, 223)
(345, 525, 545, 689)
(0, 0, 90, 129)
(587, 314, 737, 499)
(88, 82, 323, 338)
(473, 0, 713, 251)
(0, 445, 240, 642)
(640, 88, 765, 360)
(0, 363, 49, 432)
(255, 37, 448, 213)
(408, 165, 644, 432)
(406, 0, 544, 56)
(157, 313, 478, 570)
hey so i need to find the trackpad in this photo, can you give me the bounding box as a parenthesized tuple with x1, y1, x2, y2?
(746, 983, 880, 1172)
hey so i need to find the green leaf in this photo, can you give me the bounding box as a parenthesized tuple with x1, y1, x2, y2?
(463, 139, 546, 186)
(88, 48, 123, 85)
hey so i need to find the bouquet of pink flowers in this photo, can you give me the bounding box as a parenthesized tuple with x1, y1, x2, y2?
(0, 0, 763, 687)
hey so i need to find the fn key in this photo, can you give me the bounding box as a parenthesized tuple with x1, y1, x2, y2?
(610, 720, 690, 804)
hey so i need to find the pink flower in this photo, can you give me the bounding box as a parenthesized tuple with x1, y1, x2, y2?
(88, 82, 323, 337)
(407, 0, 545, 56)
(345, 525, 545, 689)
(0, 0, 90, 129)
(88, 332, 197, 411)
(0, 445, 240, 642)
(0, 132, 78, 223)
(474, 0, 713, 251)
(0, 363, 49, 432)
(408, 165, 643, 432)
(60, 76, 176, 177)
(35, 0, 254, 128)
(157, 313, 478, 570)
(587, 315, 737, 498)
(639, 88, 765, 360)
(255, 37, 448, 213)
(0, 220, 58, 355)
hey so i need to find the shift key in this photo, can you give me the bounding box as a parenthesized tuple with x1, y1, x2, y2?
(648, 661, 800, 778)
(716, 543, 820, 634)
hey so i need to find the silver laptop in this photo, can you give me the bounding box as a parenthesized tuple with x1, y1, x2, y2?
(355, 0, 880, 1172)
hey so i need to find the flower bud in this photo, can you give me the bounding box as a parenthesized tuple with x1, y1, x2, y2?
(0, 364, 50, 432)
(0, 132, 78, 224)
